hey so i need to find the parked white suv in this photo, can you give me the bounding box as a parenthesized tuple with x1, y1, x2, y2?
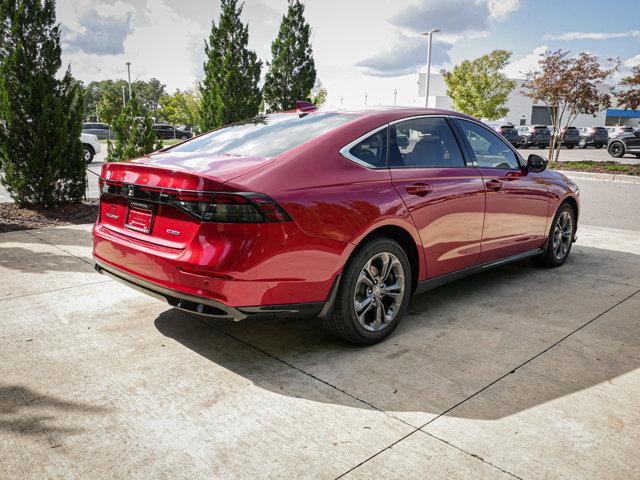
(81, 133, 101, 164)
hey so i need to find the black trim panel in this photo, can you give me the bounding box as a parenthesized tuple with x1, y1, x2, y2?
(414, 248, 543, 294)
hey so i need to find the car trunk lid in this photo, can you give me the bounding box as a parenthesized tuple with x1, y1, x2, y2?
(98, 152, 273, 249)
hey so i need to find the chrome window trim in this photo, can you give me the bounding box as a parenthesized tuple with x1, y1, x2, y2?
(453, 116, 526, 169)
(339, 124, 389, 169)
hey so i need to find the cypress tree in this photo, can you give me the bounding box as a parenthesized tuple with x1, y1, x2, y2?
(200, 0, 262, 131)
(263, 0, 316, 112)
(106, 94, 162, 163)
(0, 0, 85, 207)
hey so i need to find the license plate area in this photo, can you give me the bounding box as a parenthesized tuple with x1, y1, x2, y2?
(125, 201, 154, 234)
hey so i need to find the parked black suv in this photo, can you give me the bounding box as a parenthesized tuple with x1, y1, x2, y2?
(494, 124, 519, 146)
(516, 125, 551, 149)
(577, 127, 608, 149)
(82, 122, 114, 140)
(607, 129, 640, 158)
(152, 124, 194, 140)
(559, 126, 580, 148)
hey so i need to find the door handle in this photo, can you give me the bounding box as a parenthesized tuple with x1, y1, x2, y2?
(485, 179, 504, 192)
(405, 182, 433, 197)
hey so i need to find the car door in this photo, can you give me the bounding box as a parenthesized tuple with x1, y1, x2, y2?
(624, 131, 640, 152)
(389, 116, 485, 278)
(453, 118, 549, 264)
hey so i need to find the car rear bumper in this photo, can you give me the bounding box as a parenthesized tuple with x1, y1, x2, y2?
(95, 258, 325, 320)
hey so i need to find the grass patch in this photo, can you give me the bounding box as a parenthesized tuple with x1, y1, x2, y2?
(549, 161, 640, 176)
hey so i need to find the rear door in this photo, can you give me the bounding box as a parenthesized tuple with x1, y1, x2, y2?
(453, 118, 549, 263)
(389, 116, 485, 278)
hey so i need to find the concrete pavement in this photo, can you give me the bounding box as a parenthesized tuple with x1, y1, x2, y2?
(1, 174, 640, 478)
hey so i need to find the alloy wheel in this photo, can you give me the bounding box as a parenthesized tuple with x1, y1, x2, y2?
(353, 252, 405, 332)
(83, 148, 91, 162)
(609, 143, 623, 157)
(552, 210, 573, 261)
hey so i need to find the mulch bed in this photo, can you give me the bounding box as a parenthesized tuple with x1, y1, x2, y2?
(0, 199, 99, 233)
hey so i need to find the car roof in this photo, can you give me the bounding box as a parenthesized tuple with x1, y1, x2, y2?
(299, 107, 479, 124)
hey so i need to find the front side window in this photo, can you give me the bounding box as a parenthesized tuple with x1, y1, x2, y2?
(171, 112, 356, 158)
(346, 128, 387, 167)
(455, 118, 521, 169)
(389, 117, 465, 168)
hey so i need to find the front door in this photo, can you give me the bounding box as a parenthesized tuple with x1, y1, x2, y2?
(453, 118, 549, 263)
(389, 117, 485, 278)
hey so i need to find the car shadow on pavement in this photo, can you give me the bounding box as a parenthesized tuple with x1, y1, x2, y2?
(0, 385, 108, 439)
(155, 246, 640, 421)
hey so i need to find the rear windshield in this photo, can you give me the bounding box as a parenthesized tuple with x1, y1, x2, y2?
(170, 112, 356, 157)
(533, 126, 549, 131)
(594, 127, 607, 131)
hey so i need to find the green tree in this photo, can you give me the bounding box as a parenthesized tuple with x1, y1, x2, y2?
(0, 0, 86, 207)
(263, 0, 316, 112)
(106, 94, 162, 163)
(200, 0, 262, 131)
(83, 79, 128, 120)
(133, 77, 165, 117)
(442, 50, 515, 120)
(159, 85, 201, 128)
(96, 87, 124, 125)
(311, 79, 327, 108)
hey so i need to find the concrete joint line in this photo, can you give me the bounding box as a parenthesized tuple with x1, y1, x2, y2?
(0, 279, 113, 303)
(25, 229, 93, 267)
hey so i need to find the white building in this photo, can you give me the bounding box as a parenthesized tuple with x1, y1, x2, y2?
(420, 73, 640, 128)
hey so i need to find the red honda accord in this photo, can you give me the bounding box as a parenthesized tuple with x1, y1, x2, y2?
(93, 107, 579, 344)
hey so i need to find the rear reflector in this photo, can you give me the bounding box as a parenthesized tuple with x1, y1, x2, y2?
(100, 180, 290, 224)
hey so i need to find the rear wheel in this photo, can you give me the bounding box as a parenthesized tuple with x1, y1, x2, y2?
(595, 143, 603, 149)
(534, 203, 575, 268)
(578, 137, 587, 149)
(323, 237, 411, 345)
(83, 145, 95, 164)
(519, 137, 529, 149)
(608, 141, 625, 158)
(566, 144, 575, 149)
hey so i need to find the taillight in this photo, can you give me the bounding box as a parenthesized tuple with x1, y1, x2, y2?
(176, 192, 290, 223)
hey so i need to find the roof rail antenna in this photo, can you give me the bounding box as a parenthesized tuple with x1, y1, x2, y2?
(296, 101, 316, 118)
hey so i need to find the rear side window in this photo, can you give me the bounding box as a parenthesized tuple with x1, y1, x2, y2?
(455, 118, 520, 169)
(389, 117, 465, 168)
(171, 112, 356, 158)
(346, 128, 388, 168)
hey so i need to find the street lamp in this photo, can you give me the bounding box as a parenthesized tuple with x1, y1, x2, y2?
(393, 89, 397, 106)
(421, 28, 440, 108)
(126, 62, 132, 101)
(364, 91, 368, 106)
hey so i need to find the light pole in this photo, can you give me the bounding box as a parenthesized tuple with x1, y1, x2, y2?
(393, 89, 397, 106)
(421, 28, 440, 108)
(126, 62, 132, 101)
(364, 92, 368, 106)
(340, 96, 343, 107)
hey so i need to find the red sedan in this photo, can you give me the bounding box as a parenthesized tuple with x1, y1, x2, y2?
(93, 107, 579, 344)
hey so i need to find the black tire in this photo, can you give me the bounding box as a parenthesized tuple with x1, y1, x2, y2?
(180, 134, 188, 140)
(578, 137, 588, 149)
(566, 144, 575, 149)
(635, 154, 640, 158)
(533, 203, 576, 268)
(595, 143, 603, 149)
(323, 237, 412, 345)
(519, 137, 529, 149)
(83, 145, 95, 164)
(608, 141, 625, 158)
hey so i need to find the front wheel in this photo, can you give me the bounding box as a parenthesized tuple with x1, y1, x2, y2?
(595, 143, 603, 149)
(566, 144, 575, 149)
(534, 203, 575, 268)
(608, 141, 625, 158)
(578, 137, 588, 149)
(323, 237, 411, 345)
(519, 137, 529, 149)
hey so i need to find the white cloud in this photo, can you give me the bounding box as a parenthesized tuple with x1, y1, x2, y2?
(487, 0, 521, 20)
(503, 45, 548, 79)
(624, 54, 640, 68)
(60, 0, 206, 91)
(544, 30, 640, 41)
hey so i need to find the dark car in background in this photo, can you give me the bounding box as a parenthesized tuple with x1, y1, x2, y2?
(152, 124, 194, 140)
(559, 126, 580, 149)
(577, 127, 608, 149)
(82, 122, 114, 140)
(607, 129, 640, 158)
(494, 124, 519, 146)
(516, 125, 551, 149)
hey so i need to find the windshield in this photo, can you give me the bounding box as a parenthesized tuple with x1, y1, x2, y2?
(170, 112, 357, 158)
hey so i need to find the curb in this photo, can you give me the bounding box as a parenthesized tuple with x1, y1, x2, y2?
(559, 170, 640, 185)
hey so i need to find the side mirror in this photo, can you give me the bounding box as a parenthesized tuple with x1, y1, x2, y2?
(526, 154, 547, 173)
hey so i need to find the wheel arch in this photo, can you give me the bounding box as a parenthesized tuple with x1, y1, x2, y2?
(350, 223, 422, 293)
(562, 195, 579, 226)
(83, 143, 95, 154)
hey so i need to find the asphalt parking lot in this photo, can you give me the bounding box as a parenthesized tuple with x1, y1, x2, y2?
(1, 171, 639, 479)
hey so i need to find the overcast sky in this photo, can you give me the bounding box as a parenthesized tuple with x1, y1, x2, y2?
(57, 0, 640, 108)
